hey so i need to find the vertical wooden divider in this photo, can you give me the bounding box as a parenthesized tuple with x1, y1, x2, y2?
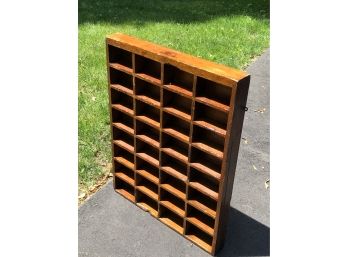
(106, 33, 250, 255)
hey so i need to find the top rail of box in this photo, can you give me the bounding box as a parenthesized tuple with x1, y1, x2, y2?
(106, 33, 249, 88)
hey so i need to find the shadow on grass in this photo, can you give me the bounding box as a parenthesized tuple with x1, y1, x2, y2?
(217, 207, 270, 257)
(79, 0, 269, 25)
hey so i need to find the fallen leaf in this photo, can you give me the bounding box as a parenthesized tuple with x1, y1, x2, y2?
(265, 179, 270, 189)
(92, 96, 96, 101)
(242, 137, 248, 144)
(252, 165, 258, 171)
(78, 193, 86, 199)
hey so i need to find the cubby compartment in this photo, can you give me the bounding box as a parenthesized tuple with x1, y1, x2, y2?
(188, 187, 217, 219)
(162, 112, 190, 143)
(192, 125, 224, 159)
(193, 102, 228, 137)
(163, 89, 192, 121)
(113, 128, 134, 153)
(109, 68, 134, 95)
(135, 100, 160, 129)
(159, 205, 184, 234)
(136, 139, 160, 167)
(114, 161, 135, 186)
(135, 78, 160, 108)
(136, 157, 159, 184)
(164, 64, 194, 98)
(134, 55, 161, 85)
(136, 173, 159, 201)
(108, 45, 133, 74)
(111, 108, 134, 135)
(189, 168, 219, 201)
(136, 189, 159, 217)
(185, 222, 213, 253)
(195, 77, 232, 112)
(161, 152, 188, 182)
(115, 178, 135, 202)
(161, 172, 187, 201)
(160, 189, 186, 218)
(135, 119, 160, 148)
(190, 148, 222, 181)
(113, 147, 135, 170)
(161, 133, 189, 163)
(187, 205, 215, 236)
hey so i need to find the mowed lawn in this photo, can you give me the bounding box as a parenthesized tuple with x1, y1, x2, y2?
(78, 0, 269, 195)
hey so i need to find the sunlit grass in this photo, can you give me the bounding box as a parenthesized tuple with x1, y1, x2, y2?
(78, 0, 269, 193)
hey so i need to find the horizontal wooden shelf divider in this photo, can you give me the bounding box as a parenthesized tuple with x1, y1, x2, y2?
(107, 33, 250, 255)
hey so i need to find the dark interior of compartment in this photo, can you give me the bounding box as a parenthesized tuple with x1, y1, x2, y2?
(159, 205, 184, 227)
(109, 68, 133, 90)
(135, 55, 161, 79)
(136, 139, 159, 159)
(137, 174, 158, 194)
(113, 146, 134, 162)
(135, 78, 160, 102)
(161, 152, 188, 178)
(135, 100, 160, 122)
(108, 45, 133, 68)
(196, 77, 232, 106)
(162, 134, 189, 158)
(160, 190, 186, 210)
(113, 128, 134, 146)
(115, 178, 134, 193)
(190, 148, 222, 174)
(185, 222, 213, 245)
(162, 112, 190, 136)
(112, 109, 134, 128)
(111, 90, 133, 110)
(114, 162, 134, 179)
(136, 158, 159, 178)
(136, 120, 159, 142)
(136, 190, 158, 210)
(164, 65, 193, 92)
(192, 125, 225, 151)
(187, 206, 215, 229)
(190, 168, 219, 193)
(162, 173, 186, 195)
(188, 187, 217, 211)
(194, 102, 228, 130)
(163, 89, 192, 115)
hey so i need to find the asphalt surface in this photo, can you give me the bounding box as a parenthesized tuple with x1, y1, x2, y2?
(79, 49, 270, 257)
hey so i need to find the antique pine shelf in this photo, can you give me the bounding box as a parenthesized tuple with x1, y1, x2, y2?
(106, 33, 250, 255)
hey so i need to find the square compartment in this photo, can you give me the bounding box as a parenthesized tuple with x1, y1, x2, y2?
(161, 152, 188, 182)
(162, 112, 190, 143)
(194, 102, 228, 134)
(160, 189, 186, 217)
(187, 205, 215, 236)
(196, 77, 232, 109)
(163, 89, 192, 121)
(109, 68, 133, 92)
(110, 90, 133, 112)
(190, 148, 222, 179)
(111, 108, 134, 134)
(136, 157, 159, 184)
(136, 173, 159, 200)
(113, 146, 134, 170)
(115, 178, 135, 202)
(188, 187, 217, 219)
(192, 125, 224, 159)
(135, 77, 160, 107)
(159, 205, 184, 234)
(185, 222, 213, 252)
(135, 119, 160, 148)
(136, 139, 160, 167)
(114, 161, 135, 186)
(161, 172, 187, 201)
(189, 168, 219, 201)
(108, 45, 133, 70)
(164, 65, 194, 98)
(136, 190, 159, 217)
(113, 128, 134, 150)
(161, 133, 189, 163)
(135, 55, 161, 82)
(135, 100, 160, 129)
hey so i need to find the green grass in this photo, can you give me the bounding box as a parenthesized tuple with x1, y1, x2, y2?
(78, 0, 269, 194)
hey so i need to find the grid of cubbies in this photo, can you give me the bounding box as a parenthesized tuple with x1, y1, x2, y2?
(107, 33, 249, 255)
